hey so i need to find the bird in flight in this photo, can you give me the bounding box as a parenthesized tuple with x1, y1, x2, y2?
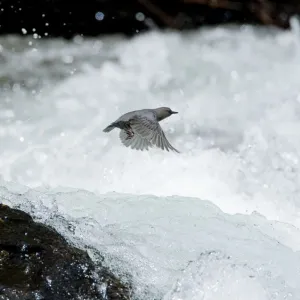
(103, 107, 180, 153)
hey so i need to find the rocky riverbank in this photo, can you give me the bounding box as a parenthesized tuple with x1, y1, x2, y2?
(0, 204, 130, 300)
(0, 0, 299, 38)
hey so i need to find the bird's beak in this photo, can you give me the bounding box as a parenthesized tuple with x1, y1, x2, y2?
(171, 111, 178, 114)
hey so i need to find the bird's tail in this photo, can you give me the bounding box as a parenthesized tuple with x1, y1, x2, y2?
(103, 123, 116, 132)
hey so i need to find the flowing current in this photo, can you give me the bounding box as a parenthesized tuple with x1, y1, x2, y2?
(1, 23, 300, 299)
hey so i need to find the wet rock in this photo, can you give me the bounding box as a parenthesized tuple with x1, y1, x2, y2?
(0, 0, 299, 38)
(0, 204, 130, 300)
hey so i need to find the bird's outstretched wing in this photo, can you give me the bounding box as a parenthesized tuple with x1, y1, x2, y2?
(119, 129, 153, 151)
(129, 116, 180, 153)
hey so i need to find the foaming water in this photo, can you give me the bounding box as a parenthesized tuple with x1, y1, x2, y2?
(1, 26, 300, 219)
(1, 185, 300, 299)
(1, 24, 300, 299)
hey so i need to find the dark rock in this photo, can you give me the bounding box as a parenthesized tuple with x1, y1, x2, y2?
(0, 0, 300, 38)
(0, 203, 130, 300)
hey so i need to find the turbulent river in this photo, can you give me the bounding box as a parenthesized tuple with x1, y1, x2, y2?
(1, 23, 300, 299)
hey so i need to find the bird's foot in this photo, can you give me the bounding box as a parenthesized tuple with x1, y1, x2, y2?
(125, 128, 134, 140)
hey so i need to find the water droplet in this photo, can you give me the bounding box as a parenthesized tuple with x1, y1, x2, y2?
(135, 12, 145, 22)
(46, 276, 52, 287)
(95, 11, 105, 21)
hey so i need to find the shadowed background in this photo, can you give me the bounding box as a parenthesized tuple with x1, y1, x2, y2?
(0, 0, 300, 38)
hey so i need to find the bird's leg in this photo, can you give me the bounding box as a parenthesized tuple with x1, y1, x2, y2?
(124, 122, 134, 140)
(125, 127, 134, 140)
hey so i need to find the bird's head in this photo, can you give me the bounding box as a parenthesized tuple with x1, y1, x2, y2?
(155, 107, 178, 121)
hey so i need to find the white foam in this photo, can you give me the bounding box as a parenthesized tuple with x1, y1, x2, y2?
(1, 186, 299, 299)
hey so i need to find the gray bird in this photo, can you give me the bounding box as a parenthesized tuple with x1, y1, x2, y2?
(103, 107, 180, 153)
